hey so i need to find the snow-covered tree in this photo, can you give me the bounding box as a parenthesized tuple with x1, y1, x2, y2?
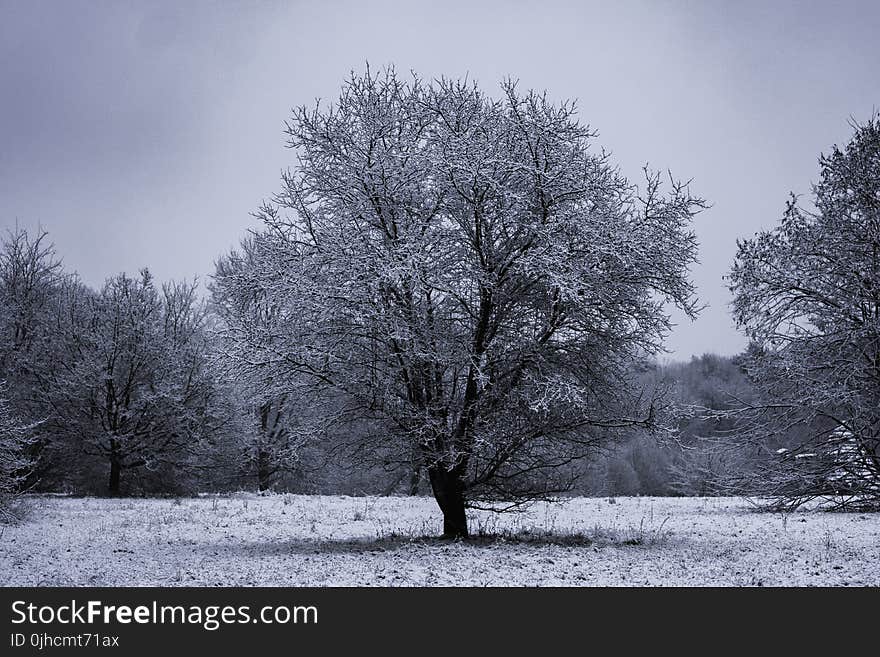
(216, 68, 705, 537)
(729, 116, 880, 510)
(0, 228, 66, 484)
(0, 384, 34, 522)
(0, 228, 62, 361)
(0, 229, 63, 410)
(212, 238, 311, 492)
(42, 269, 218, 495)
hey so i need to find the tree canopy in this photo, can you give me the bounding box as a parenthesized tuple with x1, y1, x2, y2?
(215, 68, 705, 536)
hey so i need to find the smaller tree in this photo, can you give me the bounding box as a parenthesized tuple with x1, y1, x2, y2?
(212, 237, 326, 492)
(729, 116, 880, 510)
(0, 384, 35, 522)
(43, 270, 218, 495)
(0, 228, 62, 363)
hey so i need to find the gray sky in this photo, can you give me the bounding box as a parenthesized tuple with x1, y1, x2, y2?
(1, 0, 878, 360)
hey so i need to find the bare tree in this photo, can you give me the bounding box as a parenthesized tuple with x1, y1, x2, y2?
(0, 228, 63, 358)
(42, 269, 217, 495)
(0, 228, 63, 408)
(0, 228, 65, 483)
(0, 384, 35, 522)
(212, 237, 313, 492)
(216, 68, 705, 537)
(729, 115, 880, 510)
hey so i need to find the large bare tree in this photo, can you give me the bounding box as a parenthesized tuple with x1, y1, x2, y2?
(216, 69, 704, 537)
(729, 116, 880, 510)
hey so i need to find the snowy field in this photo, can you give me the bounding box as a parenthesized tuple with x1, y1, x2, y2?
(2, 494, 878, 586)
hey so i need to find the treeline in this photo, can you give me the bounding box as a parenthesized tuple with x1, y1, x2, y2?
(0, 229, 457, 498)
(1, 230, 294, 496)
(575, 354, 758, 497)
(0, 226, 766, 500)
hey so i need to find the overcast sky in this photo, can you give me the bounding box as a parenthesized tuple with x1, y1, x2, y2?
(1, 0, 877, 360)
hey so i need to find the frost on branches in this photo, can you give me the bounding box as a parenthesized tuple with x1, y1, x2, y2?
(0, 384, 34, 522)
(730, 116, 880, 511)
(40, 270, 219, 495)
(214, 68, 705, 537)
(212, 236, 318, 492)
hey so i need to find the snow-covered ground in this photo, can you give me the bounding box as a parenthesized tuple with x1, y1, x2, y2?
(1, 495, 878, 586)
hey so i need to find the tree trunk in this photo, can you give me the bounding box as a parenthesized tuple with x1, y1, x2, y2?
(409, 463, 421, 496)
(108, 456, 121, 496)
(257, 448, 271, 492)
(428, 466, 468, 538)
